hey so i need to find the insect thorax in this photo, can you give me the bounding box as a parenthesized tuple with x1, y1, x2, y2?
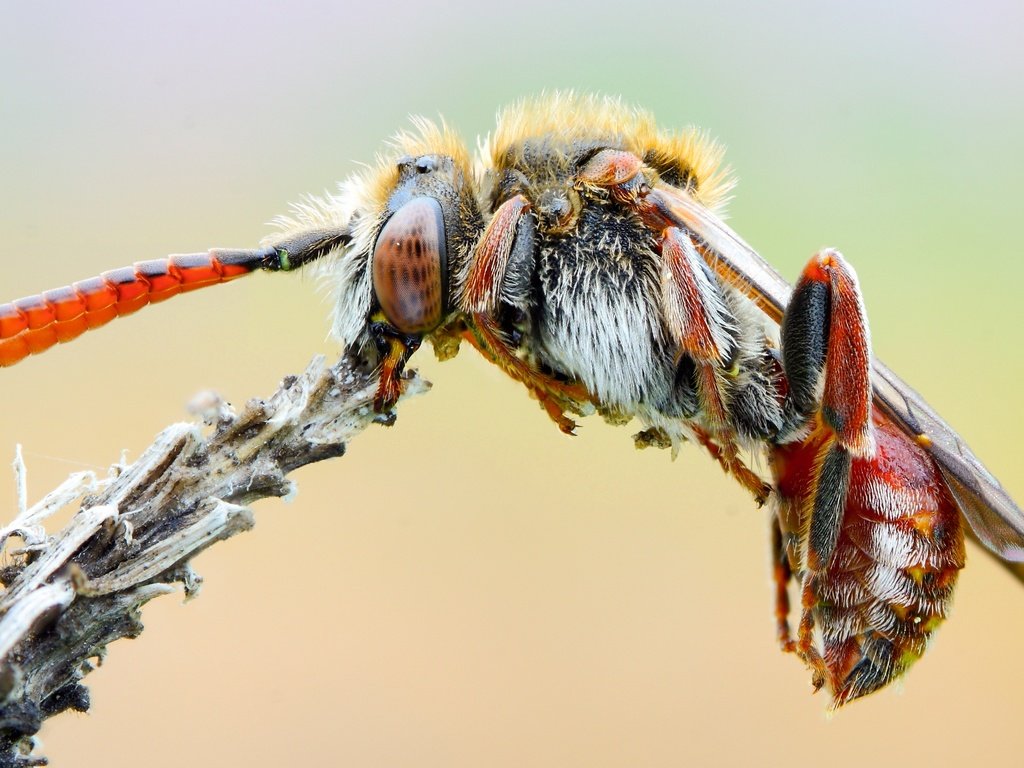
(484, 136, 781, 442)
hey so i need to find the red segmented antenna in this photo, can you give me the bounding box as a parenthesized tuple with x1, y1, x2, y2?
(0, 228, 350, 367)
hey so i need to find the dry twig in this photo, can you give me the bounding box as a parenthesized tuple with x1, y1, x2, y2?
(0, 354, 428, 766)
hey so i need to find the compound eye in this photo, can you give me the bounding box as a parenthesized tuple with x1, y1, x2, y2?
(371, 197, 449, 335)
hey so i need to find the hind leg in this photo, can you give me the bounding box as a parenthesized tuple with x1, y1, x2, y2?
(771, 249, 877, 701)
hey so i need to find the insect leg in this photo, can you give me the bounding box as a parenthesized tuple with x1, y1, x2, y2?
(770, 251, 874, 694)
(463, 195, 533, 316)
(659, 227, 736, 431)
(774, 523, 829, 695)
(771, 513, 796, 652)
(691, 426, 772, 506)
(578, 151, 771, 501)
(779, 250, 874, 458)
(462, 195, 590, 434)
(369, 317, 421, 413)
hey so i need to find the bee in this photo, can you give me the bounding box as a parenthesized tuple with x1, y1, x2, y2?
(2, 94, 1021, 706)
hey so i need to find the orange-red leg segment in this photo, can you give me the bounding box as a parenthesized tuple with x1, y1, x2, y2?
(462, 195, 531, 315)
(462, 194, 590, 433)
(464, 315, 589, 435)
(660, 227, 736, 431)
(782, 250, 874, 458)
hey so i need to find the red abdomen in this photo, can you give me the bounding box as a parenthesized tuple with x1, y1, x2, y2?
(772, 412, 965, 704)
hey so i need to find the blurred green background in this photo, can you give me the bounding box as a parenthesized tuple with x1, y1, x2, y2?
(2, 2, 1023, 766)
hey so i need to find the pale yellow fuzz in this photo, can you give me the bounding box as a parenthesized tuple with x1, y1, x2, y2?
(264, 95, 734, 350)
(361, 117, 473, 216)
(264, 117, 474, 349)
(486, 93, 734, 213)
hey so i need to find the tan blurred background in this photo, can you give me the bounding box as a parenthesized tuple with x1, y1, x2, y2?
(2, 2, 1024, 765)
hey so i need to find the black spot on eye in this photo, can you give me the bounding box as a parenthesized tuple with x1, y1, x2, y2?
(416, 157, 436, 174)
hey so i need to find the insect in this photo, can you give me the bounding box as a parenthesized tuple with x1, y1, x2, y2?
(2, 94, 1021, 706)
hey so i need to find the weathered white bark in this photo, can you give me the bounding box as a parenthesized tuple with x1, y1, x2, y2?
(0, 355, 427, 766)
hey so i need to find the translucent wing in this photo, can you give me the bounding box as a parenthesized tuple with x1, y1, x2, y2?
(872, 361, 1024, 561)
(649, 183, 1024, 563)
